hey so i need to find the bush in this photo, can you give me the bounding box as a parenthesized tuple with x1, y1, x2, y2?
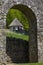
(6, 9, 29, 31)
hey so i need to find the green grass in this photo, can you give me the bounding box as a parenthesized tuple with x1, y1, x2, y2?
(6, 63, 43, 65)
(15, 63, 43, 65)
(6, 31, 29, 41)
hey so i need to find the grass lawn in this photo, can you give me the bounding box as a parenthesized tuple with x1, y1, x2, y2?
(6, 63, 43, 65)
(6, 31, 29, 41)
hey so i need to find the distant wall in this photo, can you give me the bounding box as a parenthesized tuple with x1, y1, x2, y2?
(6, 37, 29, 63)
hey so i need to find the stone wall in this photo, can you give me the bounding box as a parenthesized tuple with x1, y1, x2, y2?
(0, 0, 43, 63)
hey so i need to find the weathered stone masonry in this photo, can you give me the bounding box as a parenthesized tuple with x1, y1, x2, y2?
(0, 0, 43, 63)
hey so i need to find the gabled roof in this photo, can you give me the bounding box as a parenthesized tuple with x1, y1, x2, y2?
(9, 18, 23, 27)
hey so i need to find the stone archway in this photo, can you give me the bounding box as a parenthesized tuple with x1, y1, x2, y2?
(6, 4, 37, 63)
(11, 4, 38, 63)
(0, 0, 43, 63)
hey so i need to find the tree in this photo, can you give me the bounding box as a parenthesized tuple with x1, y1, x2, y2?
(6, 9, 29, 31)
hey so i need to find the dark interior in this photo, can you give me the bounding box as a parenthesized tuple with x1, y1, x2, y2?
(6, 37, 29, 63)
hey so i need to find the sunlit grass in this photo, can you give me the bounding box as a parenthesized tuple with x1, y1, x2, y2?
(6, 63, 43, 65)
(6, 31, 29, 41)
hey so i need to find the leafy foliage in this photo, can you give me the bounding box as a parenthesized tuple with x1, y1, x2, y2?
(6, 9, 29, 31)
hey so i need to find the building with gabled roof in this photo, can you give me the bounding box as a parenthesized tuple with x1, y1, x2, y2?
(9, 18, 24, 31)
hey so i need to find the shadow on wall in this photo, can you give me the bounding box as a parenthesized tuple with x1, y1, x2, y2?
(6, 37, 29, 63)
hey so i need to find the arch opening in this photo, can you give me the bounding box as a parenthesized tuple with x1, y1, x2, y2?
(6, 4, 38, 63)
